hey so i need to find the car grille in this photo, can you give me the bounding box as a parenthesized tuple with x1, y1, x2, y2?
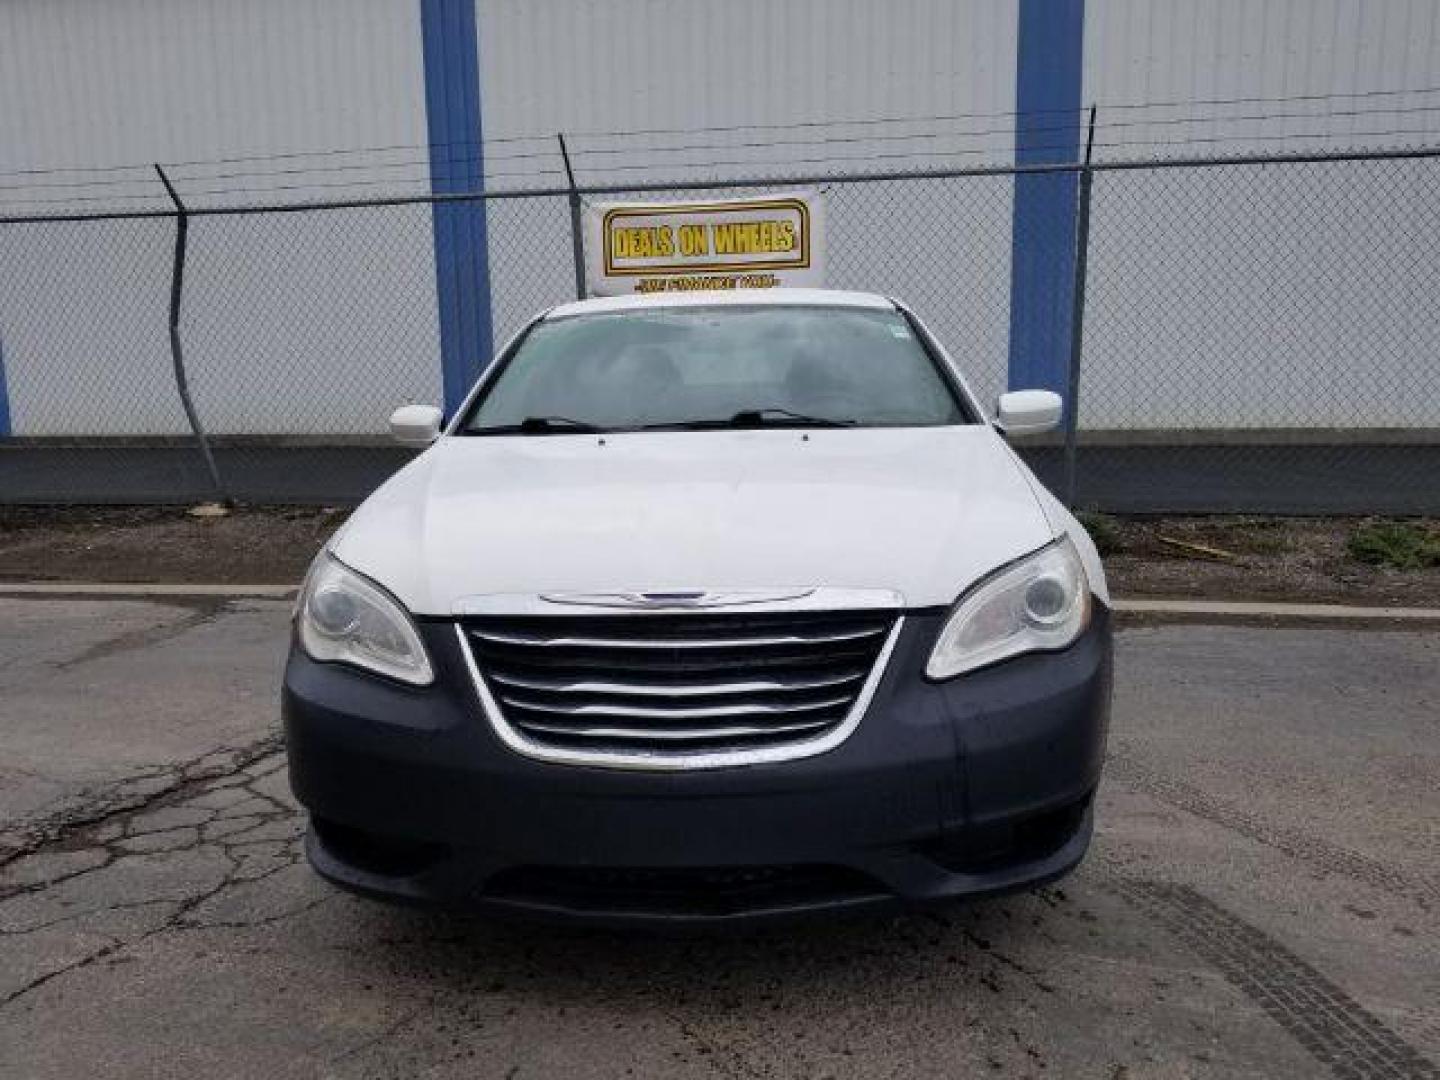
(460, 609, 898, 761)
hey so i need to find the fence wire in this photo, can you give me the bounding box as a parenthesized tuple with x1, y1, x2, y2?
(0, 151, 1436, 512)
(1069, 155, 1440, 513)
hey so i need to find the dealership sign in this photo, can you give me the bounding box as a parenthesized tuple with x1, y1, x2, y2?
(582, 191, 825, 297)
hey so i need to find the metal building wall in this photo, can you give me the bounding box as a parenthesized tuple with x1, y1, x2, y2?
(479, 0, 1016, 149)
(0, 0, 441, 436)
(1085, 0, 1440, 139)
(1080, 0, 1440, 430)
(476, 0, 1022, 404)
(1, 0, 1438, 441)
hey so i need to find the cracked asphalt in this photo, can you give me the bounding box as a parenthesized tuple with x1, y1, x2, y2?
(0, 595, 1437, 1079)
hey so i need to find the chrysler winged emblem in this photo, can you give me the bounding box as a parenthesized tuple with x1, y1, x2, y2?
(540, 588, 816, 610)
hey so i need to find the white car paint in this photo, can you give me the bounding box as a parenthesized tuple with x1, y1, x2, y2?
(542, 287, 894, 321)
(330, 290, 1109, 616)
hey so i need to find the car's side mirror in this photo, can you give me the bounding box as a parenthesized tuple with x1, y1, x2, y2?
(389, 404, 444, 447)
(995, 390, 1063, 436)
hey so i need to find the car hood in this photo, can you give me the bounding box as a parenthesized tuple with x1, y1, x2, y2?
(332, 427, 1054, 615)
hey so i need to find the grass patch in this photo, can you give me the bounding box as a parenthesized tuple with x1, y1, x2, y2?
(1077, 511, 1124, 556)
(1347, 521, 1440, 570)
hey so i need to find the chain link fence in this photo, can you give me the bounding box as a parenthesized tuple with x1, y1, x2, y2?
(1068, 153, 1440, 513)
(1, 150, 1436, 512)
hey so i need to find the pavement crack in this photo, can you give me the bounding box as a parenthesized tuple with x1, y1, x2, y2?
(1, 746, 304, 966)
(0, 735, 284, 870)
(175, 891, 331, 932)
(0, 849, 116, 904)
(52, 600, 232, 673)
(0, 935, 123, 1010)
(0, 897, 176, 939)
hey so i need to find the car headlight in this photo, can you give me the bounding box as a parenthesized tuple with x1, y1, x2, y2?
(296, 553, 434, 686)
(925, 535, 1091, 680)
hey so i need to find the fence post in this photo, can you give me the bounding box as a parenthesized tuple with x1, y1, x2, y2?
(557, 134, 586, 299)
(154, 164, 229, 505)
(1062, 107, 1097, 510)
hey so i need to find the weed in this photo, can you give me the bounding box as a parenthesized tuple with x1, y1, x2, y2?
(1347, 521, 1440, 570)
(1077, 511, 1124, 556)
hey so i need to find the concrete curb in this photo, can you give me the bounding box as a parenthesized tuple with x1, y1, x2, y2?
(1111, 598, 1440, 622)
(1, 582, 1438, 623)
(0, 581, 297, 600)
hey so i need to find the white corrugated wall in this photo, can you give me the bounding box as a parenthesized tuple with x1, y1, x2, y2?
(1, 0, 1438, 436)
(479, 0, 1015, 149)
(1080, 0, 1440, 428)
(476, 0, 1021, 403)
(0, 0, 440, 436)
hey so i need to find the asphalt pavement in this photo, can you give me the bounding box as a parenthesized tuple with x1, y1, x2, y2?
(0, 595, 1437, 1079)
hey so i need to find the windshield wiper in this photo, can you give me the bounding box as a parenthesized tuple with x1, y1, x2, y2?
(731, 408, 856, 427)
(642, 408, 857, 431)
(469, 416, 605, 436)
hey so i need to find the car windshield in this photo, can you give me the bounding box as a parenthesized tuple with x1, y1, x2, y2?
(462, 305, 969, 434)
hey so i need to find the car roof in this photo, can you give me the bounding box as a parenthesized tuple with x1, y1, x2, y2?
(543, 288, 896, 321)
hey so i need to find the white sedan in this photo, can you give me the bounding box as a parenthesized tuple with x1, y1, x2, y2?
(284, 288, 1113, 927)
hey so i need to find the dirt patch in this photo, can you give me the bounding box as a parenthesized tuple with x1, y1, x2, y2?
(2, 506, 1438, 606)
(1096, 515, 1440, 607)
(0, 506, 344, 585)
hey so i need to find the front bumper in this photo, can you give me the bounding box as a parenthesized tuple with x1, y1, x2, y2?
(284, 605, 1112, 927)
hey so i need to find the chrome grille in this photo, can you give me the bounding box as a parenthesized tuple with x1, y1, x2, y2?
(459, 609, 900, 767)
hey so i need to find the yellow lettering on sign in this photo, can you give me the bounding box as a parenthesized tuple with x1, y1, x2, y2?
(612, 226, 675, 259)
(710, 219, 797, 255)
(601, 199, 808, 278)
(677, 223, 710, 256)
